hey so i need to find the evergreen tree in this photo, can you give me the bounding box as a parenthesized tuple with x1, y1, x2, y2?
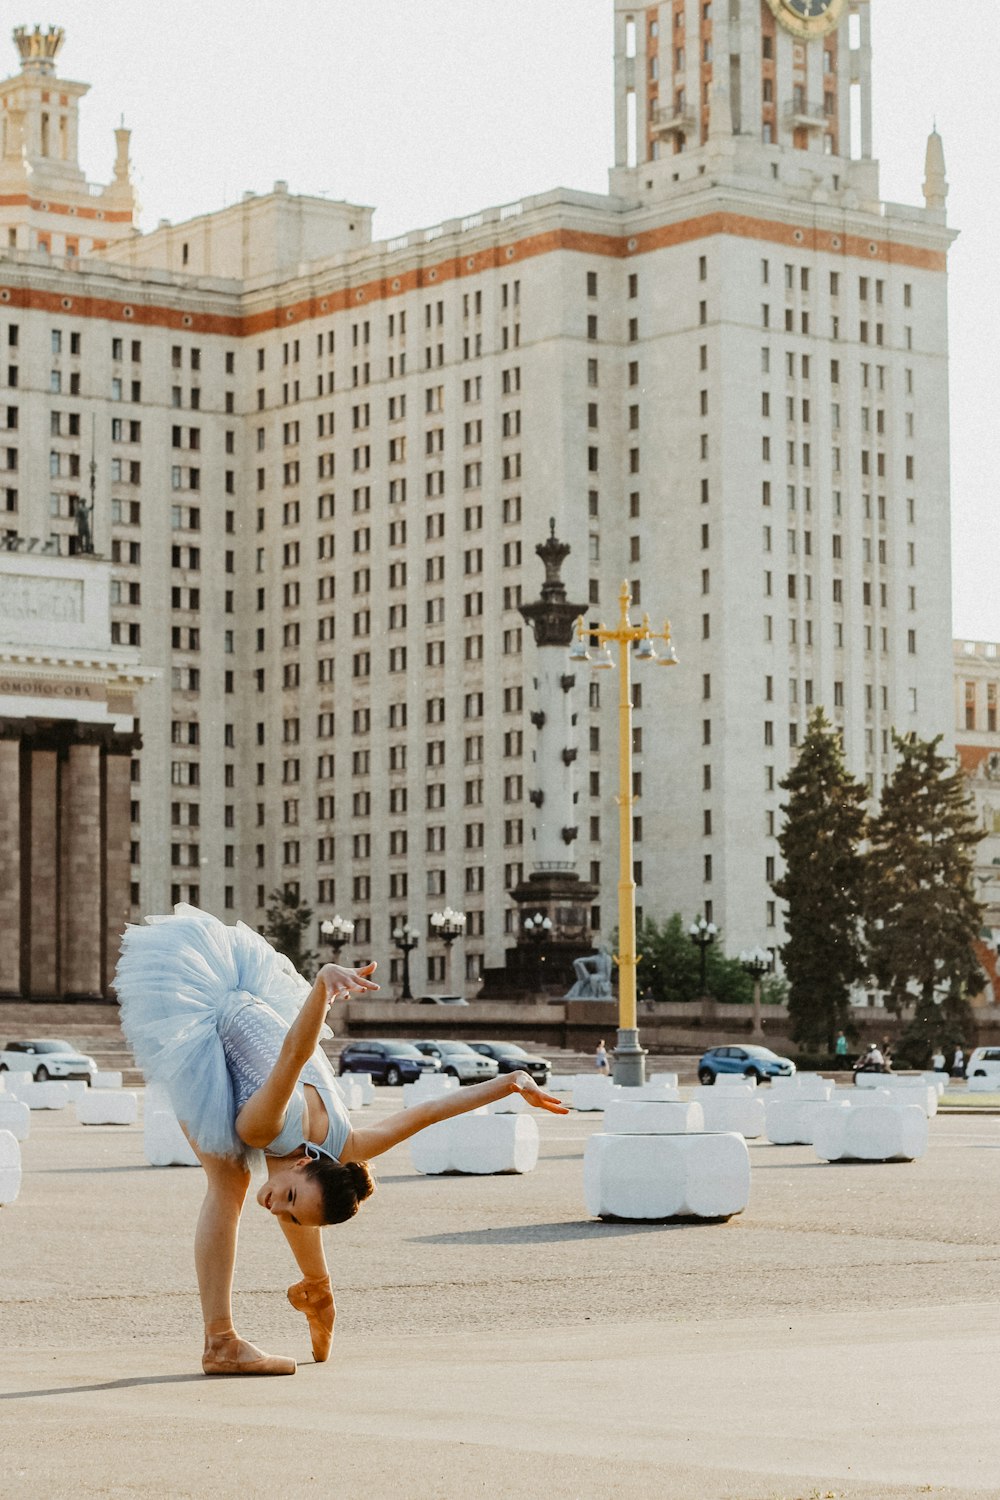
(773, 708, 867, 1051)
(865, 732, 985, 1016)
(261, 886, 318, 974)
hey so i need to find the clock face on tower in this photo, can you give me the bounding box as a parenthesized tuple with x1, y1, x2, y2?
(764, 0, 847, 40)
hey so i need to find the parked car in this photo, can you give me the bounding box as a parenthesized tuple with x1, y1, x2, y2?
(467, 1041, 550, 1085)
(337, 1040, 440, 1086)
(413, 1040, 499, 1084)
(0, 1038, 97, 1082)
(416, 994, 470, 1007)
(966, 1047, 1000, 1082)
(697, 1045, 795, 1086)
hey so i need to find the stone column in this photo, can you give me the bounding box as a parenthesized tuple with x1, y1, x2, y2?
(0, 737, 21, 995)
(60, 740, 103, 997)
(103, 749, 132, 995)
(29, 747, 60, 997)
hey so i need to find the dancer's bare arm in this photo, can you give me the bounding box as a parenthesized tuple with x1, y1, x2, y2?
(236, 961, 378, 1148)
(340, 1070, 568, 1163)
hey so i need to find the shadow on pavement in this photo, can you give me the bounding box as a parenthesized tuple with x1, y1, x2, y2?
(411, 1217, 723, 1246)
(1, 1372, 206, 1400)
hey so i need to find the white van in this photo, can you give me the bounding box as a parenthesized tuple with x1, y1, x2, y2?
(966, 1047, 1000, 1081)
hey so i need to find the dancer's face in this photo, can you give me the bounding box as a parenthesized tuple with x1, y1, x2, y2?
(256, 1157, 324, 1227)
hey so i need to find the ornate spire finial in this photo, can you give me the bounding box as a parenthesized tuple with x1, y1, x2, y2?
(519, 526, 588, 648)
(13, 25, 65, 72)
(923, 125, 947, 211)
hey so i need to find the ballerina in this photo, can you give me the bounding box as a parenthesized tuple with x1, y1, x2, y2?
(115, 905, 566, 1377)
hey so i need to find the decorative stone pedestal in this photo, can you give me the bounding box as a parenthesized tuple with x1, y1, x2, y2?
(584, 1131, 750, 1220)
(0, 1129, 22, 1205)
(143, 1084, 199, 1167)
(693, 1090, 766, 1139)
(813, 1102, 928, 1163)
(76, 1090, 138, 1126)
(402, 1075, 459, 1107)
(0, 1098, 30, 1141)
(409, 1111, 539, 1175)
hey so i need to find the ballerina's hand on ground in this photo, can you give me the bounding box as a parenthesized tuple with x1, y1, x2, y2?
(510, 1070, 570, 1115)
(317, 961, 379, 1005)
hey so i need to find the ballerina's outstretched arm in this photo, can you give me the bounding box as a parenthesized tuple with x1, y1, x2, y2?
(338, 1068, 568, 1165)
(235, 960, 379, 1150)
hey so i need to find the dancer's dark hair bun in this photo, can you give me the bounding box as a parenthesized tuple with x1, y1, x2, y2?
(304, 1156, 376, 1226)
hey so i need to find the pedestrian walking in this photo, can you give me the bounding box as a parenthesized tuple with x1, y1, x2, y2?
(595, 1039, 610, 1076)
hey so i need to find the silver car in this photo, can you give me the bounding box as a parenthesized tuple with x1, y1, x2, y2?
(414, 1040, 499, 1084)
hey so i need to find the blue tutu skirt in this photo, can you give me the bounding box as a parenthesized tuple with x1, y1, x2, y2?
(115, 904, 316, 1162)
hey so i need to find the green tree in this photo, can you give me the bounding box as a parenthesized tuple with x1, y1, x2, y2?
(635, 913, 785, 1006)
(261, 886, 318, 974)
(773, 708, 867, 1051)
(866, 732, 985, 1017)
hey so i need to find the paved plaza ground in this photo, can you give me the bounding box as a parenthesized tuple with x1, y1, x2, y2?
(2, 1090, 999, 1499)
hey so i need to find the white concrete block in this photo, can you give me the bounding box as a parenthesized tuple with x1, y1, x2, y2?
(143, 1085, 199, 1167)
(921, 1072, 948, 1096)
(350, 1073, 375, 1105)
(715, 1074, 757, 1090)
(0, 1129, 22, 1205)
(0, 1099, 30, 1142)
(402, 1075, 459, 1107)
(75, 1089, 138, 1126)
(813, 1102, 928, 1162)
(764, 1097, 846, 1146)
(488, 1092, 531, 1114)
(548, 1074, 575, 1094)
(966, 1074, 999, 1093)
(10, 1080, 69, 1110)
(853, 1070, 892, 1089)
(61, 1080, 90, 1103)
(337, 1079, 363, 1111)
(770, 1074, 832, 1101)
(409, 1111, 539, 1175)
(603, 1100, 704, 1135)
(584, 1131, 750, 1220)
(845, 1081, 937, 1117)
(695, 1091, 766, 1138)
(92, 1070, 123, 1090)
(572, 1076, 622, 1112)
(632, 1080, 681, 1102)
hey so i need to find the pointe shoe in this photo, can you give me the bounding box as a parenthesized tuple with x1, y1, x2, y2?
(202, 1333, 296, 1377)
(287, 1276, 335, 1362)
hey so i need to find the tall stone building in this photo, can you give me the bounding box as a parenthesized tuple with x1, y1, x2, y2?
(0, 5, 955, 998)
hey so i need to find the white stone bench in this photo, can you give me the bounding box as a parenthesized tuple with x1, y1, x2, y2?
(548, 1074, 575, 1094)
(770, 1074, 833, 1101)
(921, 1072, 948, 1096)
(62, 1080, 91, 1104)
(853, 1071, 897, 1089)
(0, 1098, 30, 1142)
(0, 1129, 22, 1205)
(604, 1100, 704, 1135)
(8, 1080, 70, 1110)
(692, 1089, 766, 1138)
(336, 1079, 363, 1111)
(572, 1076, 622, 1112)
(92, 1070, 123, 1090)
(143, 1084, 199, 1167)
(967, 1074, 1000, 1093)
(813, 1102, 928, 1162)
(632, 1079, 680, 1102)
(348, 1072, 375, 1106)
(410, 1111, 539, 1175)
(76, 1089, 138, 1126)
(402, 1075, 459, 1107)
(764, 1096, 844, 1146)
(716, 1074, 757, 1091)
(488, 1092, 531, 1114)
(584, 1130, 750, 1220)
(847, 1080, 938, 1116)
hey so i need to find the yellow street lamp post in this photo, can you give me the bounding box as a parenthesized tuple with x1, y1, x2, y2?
(570, 582, 677, 1086)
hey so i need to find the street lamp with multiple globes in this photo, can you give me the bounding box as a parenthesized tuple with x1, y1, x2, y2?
(739, 946, 773, 1040)
(430, 906, 466, 992)
(320, 915, 355, 960)
(688, 916, 718, 997)
(570, 582, 678, 1086)
(523, 912, 553, 942)
(392, 922, 419, 1001)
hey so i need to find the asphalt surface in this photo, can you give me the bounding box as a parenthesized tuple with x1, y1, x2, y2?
(2, 1092, 999, 1499)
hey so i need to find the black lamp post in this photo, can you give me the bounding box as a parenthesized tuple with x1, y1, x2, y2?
(739, 946, 773, 1040)
(688, 916, 718, 996)
(430, 906, 466, 992)
(320, 915, 355, 960)
(392, 921, 419, 1001)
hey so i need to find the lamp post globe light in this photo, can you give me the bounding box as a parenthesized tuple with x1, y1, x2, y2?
(523, 912, 553, 941)
(320, 915, 355, 960)
(570, 582, 678, 1087)
(688, 916, 718, 998)
(391, 921, 419, 1002)
(430, 907, 466, 992)
(739, 946, 773, 1041)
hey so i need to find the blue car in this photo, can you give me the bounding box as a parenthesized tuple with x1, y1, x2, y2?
(697, 1045, 795, 1086)
(338, 1040, 440, 1086)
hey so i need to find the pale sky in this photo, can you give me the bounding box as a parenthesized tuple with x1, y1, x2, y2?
(33, 1, 1000, 641)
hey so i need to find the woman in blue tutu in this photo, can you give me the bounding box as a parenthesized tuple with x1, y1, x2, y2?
(116, 905, 566, 1377)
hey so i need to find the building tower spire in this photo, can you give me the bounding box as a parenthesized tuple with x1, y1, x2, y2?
(923, 126, 948, 213)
